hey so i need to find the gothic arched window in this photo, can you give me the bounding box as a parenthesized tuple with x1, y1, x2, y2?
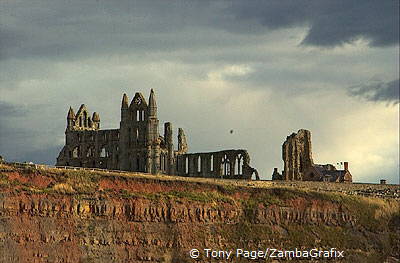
(72, 147, 79, 158)
(100, 147, 107, 157)
(83, 112, 88, 127)
(185, 156, 189, 174)
(210, 155, 214, 172)
(197, 155, 201, 172)
(222, 154, 230, 177)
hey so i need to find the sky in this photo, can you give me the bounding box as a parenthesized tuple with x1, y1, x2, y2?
(0, 0, 399, 184)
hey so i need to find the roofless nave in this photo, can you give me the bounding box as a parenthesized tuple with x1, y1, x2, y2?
(56, 90, 260, 180)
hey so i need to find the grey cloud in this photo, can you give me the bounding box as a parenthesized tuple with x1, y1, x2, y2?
(0, 101, 27, 151)
(226, 0, 399, 47)
(0, 28, 26, 59)
(0, 101, 27, 117)
(1, 0, 398, 63)
(0, 101, 64, 164)
(0, 0, 216, 61)
(220, 61, 369, 98)
(349, 79, 399, 105)
(17, 145, 62, 165)
(302, 1, 399, 47)
(0, 1, 398, 183)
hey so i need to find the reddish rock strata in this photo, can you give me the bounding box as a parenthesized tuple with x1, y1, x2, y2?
(0, 166, 398, 262)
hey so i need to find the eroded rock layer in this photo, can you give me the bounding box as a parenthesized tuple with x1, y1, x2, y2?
(0, 165, 399, 262)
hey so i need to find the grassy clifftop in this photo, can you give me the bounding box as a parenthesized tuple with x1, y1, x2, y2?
(0, 163, 399, 262)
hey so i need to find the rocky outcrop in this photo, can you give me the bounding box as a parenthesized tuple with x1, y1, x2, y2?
(0, 194, 357, 226)
(0, 194, 361, 263)
(0, 164, 399, 262)
(282, 129, 313, 180)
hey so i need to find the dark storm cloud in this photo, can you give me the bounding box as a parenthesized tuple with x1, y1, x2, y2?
(0, 0, 398, 62)
(0, 101, 62, 164)
(0, 0, 216, 61)
(349, 79, 400, 105)
(226, 0, 399, 47)
(0, 101, 27, 150)
(0, 1, 398, 182)
(17, 146, 62, 165)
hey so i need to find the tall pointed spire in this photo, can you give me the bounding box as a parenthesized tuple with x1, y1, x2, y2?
(121, 93, 128, 109)
(67, 106, 75, 119)
(148, 89, 157, 117)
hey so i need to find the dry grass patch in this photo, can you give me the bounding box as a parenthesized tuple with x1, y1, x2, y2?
(53, 183, 76, 194)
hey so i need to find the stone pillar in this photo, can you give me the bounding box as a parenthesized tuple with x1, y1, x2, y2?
(164, 122, 174, 175)
(153, 144, 160, 175)
(146, 145, 152, 173)
(230, 158, 236, 177)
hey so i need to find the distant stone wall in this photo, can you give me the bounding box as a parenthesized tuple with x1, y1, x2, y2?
(57, 129, 120, 170)
(176, 149, 258, 180)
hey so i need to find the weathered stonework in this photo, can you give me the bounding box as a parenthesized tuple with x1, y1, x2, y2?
(303, 163, 353, 183)
(56, 90, 258, 180)
(0, 165, 397, 262)
(282, 129, 313, 180)
(281, 129, 352, 183)
(176, 149, 259, 180)
(271, 168, 283, 180)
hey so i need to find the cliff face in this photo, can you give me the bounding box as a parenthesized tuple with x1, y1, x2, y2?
(0, 164, 399, 262)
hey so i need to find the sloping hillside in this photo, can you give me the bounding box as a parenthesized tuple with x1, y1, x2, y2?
(0, 163, 399, 262)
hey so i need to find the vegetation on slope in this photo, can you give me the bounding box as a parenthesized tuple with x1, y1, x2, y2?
(0, 163, 399, 261)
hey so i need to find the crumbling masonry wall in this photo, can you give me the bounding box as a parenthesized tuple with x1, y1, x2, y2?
(57, 129, 120, 170)
(176, 150, 259, 180)
(282, 129, 313, 180)
(56, 90, 258, 180)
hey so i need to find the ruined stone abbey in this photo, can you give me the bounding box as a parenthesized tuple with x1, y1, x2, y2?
(56, 90, 352, 182)
(56, 90, 259, 179)
(273, 129, 353, 183)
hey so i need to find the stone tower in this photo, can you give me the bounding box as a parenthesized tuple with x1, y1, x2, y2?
(282, 129, 313, 180)
(147, 89, 160, 174)
(119, 89, 163, 174)
(56, 89, 258, 180)
(57, 90, 185, 174)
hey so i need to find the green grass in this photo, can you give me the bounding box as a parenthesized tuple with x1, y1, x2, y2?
(118, 189, 235, 204)
(1, 165, 399, 261)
